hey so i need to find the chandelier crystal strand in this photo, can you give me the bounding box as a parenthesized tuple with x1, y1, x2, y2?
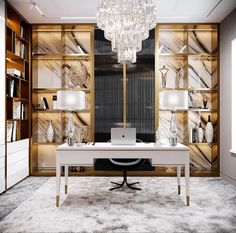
(97, 0, 157, 64)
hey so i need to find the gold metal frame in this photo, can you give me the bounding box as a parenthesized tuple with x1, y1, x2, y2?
(123, 64, 127, 128)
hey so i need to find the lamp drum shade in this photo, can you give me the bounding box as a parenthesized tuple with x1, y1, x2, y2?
(159, 90, 188, 110)
(56, 90, 86, 111)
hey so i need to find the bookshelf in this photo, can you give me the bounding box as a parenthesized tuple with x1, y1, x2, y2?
(31, 25, 94, 174)
(157, 24, 219, 175)
(5, 2, 31, 188)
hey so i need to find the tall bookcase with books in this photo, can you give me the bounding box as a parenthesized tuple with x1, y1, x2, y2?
(5, 3, 31, 188)
(31, 25, 94, 174)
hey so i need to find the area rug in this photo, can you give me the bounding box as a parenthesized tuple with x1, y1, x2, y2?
(0, 177, 236, 233)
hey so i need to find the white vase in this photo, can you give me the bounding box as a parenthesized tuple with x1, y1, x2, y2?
(205, 115, 213, 143)
(198, 123, 204, 143)
(46, 120, 55, 143)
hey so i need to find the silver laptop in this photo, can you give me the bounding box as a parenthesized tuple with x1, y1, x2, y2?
(111, 128, 136, 145)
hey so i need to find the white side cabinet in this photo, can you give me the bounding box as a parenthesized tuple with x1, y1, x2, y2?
(7, 139, 29, 189)
(0, 0, 5, 194)
(0, 145, 5, 193)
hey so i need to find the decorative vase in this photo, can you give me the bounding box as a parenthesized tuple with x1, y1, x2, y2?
(205, 115, 213, 143)
(198, 122, 204, 143)
(46, 120, 55, 143)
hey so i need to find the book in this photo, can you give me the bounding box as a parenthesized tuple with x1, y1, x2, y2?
(40, 97, 49, 109)
(6, 79, 15, 97)
(20, 43, 25, 59)
(7, 122, 14, 142)
(21, 103, 26, 119)
(12, 121, 17, 141)
(20, 26, 24, 38)
(13, 102, 21, 119)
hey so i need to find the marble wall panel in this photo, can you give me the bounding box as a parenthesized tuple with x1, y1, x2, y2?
(189, 145, 218, 171)
(188, 91, 218, 109)
(32, 113, 62, 143)
(188, 57, 217, 89)
(63, 31, 90, 54)
(159, 31, 187, 54)
(159, 111, 188, 143)
(61, 60, 91, 89)
(159, 57, 188, 88)
(33, 60, 62, 89)
(32, 31, 62, 54)
(188, 30, 217, 54)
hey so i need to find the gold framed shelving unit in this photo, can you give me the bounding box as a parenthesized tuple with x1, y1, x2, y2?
(31, 23, 219, 177)
(31, 25, 94, 175)
(156, 24, 219, 176)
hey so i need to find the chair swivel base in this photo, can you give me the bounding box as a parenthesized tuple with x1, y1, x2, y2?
(110, 170, 141, 191)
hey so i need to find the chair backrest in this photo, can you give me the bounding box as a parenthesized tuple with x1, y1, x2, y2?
(108, 139, 143, 167)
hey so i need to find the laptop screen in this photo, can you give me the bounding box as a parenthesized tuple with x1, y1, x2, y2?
(111, 128, 136, 145)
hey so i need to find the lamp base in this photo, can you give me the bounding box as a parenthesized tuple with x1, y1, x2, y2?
(169, 137, 177, 146)
(67, 137, 75, 146)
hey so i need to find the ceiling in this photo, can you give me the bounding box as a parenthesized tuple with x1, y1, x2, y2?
(8, 0, 236, 24)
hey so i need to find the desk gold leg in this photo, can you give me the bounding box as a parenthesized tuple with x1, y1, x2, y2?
(186, 196, 190, 206)
(65, 185, 68, 194)
(178, 185, 181, 195)
(56, 196, 60, 207)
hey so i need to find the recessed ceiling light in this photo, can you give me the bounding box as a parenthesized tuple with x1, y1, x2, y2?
(31, 1, 45, 17)
(61, 16, 96, 19)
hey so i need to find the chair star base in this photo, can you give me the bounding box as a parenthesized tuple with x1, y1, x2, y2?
(109, 170, 141, 191)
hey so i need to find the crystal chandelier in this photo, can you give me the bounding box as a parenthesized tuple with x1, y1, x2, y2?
(97, 0, 157, 64)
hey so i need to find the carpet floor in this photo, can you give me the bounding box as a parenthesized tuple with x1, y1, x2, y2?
(0, 176, 236, 233)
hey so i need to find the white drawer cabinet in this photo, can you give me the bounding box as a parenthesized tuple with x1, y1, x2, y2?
(6, 139, 29, 189)
(0, 144, 5, 193)
(7, 149, 28, 167)
(0, 167, 4, 193)
(7, 139, 29, 154)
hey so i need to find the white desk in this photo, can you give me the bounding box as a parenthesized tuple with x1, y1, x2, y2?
(56, 143, 190, 207)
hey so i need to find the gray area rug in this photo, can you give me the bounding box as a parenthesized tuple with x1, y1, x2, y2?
(0, 177, 236, 233)
(0, 176, 49, 220)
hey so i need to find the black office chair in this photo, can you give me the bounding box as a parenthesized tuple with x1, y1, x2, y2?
(108, 139, 144, 191)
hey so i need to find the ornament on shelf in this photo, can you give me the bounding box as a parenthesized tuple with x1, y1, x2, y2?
(159, 65, 169, 88)
(198, 122, 204, 143)
(46, 120, 55, 143)
(203, 96, 208, 109)
(205, 115, 213, 143)
(191, 127, 198, 143)
(175, 66, 183, 88)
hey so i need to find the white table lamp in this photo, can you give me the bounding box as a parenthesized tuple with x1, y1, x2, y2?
(160, 90, 188, 146)
(57, 90, 85, 146)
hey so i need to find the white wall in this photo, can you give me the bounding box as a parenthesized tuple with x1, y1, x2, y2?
(0, 0, 5, 193)
(220, 9, 236, 184)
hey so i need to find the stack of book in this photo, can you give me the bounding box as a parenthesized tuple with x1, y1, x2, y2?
(7, 68, 21, 78)
(15, 40, 25, 59)
(13, 102, 26, 119)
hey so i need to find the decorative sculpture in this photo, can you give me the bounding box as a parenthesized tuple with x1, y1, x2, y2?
(159, 65, 169, 88)
(175, 66, 183, 88)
